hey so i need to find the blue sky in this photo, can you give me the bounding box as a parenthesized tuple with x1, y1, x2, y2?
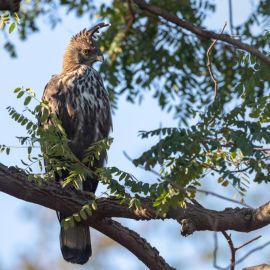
(1, 1, 269, 270)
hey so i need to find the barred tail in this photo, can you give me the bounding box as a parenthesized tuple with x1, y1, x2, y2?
(58, 175, 98, 264)
(60, 218, 91, 265)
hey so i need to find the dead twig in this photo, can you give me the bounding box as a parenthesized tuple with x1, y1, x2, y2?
(236, 235, 262, 251)
(222, 232, 236, 270)
(206, 22, 227, 98)
(228, 0, 234, 35)
(214, 233, 263, 270)
(236, 240, 270, 265)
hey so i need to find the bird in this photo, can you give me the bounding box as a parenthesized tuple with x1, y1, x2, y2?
(40, 23, 112, 265)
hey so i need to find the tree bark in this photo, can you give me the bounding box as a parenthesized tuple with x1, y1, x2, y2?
(0, 163, 174, 270)
(1, 163, 270, 268)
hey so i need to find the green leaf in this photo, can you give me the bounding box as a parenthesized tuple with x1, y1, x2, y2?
(8, 22, 16, 34)
(14, 87, 21, 93)
(79, 209, 88, 220)
(17, 91, 24, 99)
(73, 213, 81, 222)
(39, 108, 49, 123)
(91, 201, 97, 210)
(24, 96, 32, 106)
(83, 205, 92, 216)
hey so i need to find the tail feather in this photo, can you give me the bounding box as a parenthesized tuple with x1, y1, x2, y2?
(58, 174, 98, 264)
(60, 221, 91, 264)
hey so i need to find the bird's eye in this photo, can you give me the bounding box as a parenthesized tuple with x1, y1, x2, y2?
(82, 49, 90, 55)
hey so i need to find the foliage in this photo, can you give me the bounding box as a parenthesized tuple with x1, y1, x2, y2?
(0, 11, 20, 56)
(2, 0, 270, 226)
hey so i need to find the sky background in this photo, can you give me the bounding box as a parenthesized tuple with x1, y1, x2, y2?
(1, 1, 269, 270)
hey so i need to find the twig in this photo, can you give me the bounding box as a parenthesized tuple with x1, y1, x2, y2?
(236, 241, 270, 265)
(222, 232, 235, 270)
(172, 181, 252, 208)
(223, 235, 263, 269)
(123, 151, 252, 208)
(206, 22, 227, 98)
(228, 0, 234, 35)
(236, 235, 262, 251)
(132, 0, 270, 66)
(215, 232, 263, 270)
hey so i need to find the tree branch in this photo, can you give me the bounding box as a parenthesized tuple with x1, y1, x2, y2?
(0, 163, 174, 270)
(243, 264, 270, 270)
(91, 218, 174, 270)
(222, 232, 235, 270)
(1, 163, 270, 268)
(132, 0, 270, 66)
(1, 163, 270, 234)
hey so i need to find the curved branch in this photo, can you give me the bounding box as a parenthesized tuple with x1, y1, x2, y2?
(1, 163, 270, 269)
(132, 0, 270, 66)
(1, 163, 270, 234)
(91, 218, 174, 270)
(0, 163, 174, 270)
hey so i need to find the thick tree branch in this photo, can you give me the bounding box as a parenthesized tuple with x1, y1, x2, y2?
(91, 218, 174, 270)
(132, 0, 270, 66)
(1, 163, 270, 234)
(1, 163, 270, 267)
(0, 164, 174, 270)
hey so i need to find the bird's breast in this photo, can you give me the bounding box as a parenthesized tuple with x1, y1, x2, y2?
(57, 66, 111, 149)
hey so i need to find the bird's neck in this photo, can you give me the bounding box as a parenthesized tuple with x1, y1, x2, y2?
(61, 47, 81, 74)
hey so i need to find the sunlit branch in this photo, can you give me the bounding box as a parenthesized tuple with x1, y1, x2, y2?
(132, 0, 270, 66)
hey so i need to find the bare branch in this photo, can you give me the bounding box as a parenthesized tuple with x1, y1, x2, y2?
(206, 22, 227, 97)
(222, 232, 235, 270)
(90, 218, 175, 270)
(237, 241, 270, 266)
(236, 235, 262, 251)
(0, 163, 174, 270)
(214, 233, 265, 270)
(228, 0, 234, 35)
(132, 0, 270, 66)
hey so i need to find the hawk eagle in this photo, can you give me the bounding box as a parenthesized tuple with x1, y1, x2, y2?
(41, 23, 112, 264)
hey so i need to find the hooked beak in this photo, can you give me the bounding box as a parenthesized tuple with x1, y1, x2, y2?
(96, 54, 104, 62)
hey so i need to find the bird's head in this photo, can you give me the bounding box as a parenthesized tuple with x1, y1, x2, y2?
(62, 23, 110, 73)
